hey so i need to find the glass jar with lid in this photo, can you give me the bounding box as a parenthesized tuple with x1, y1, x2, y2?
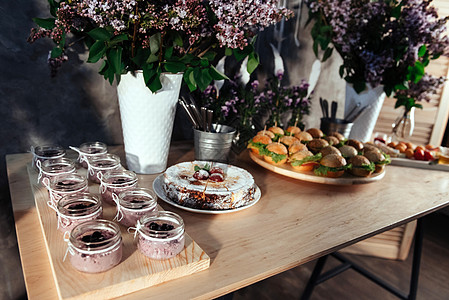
(64, 219, 122, 273)
(70, 142, 108, 168)
(57, 193, 103, 234)
(115, 188, 157, 227)
(42, 173, 88, 205)
(99, 169, 138, 205)
(131, 211, 185, 260)
(87, 153, 121, 184)
(36, 157, 76, 184)
(31, 145, 66, 170)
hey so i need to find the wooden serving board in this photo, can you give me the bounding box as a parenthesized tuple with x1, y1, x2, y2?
(26, 165, 210, 300)
(391, 157, 449, 172)
(249, 152, 385, 185)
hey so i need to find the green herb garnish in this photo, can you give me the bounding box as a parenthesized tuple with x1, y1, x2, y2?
(290, 153, 322, 166)
(194, 163, 211, 172)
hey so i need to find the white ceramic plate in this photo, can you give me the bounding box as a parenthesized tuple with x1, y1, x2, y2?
(152, 175, 261, 214)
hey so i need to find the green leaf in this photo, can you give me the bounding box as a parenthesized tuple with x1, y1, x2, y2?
(394, 82, 409, 90)
(59, 32, 66, 47)
(414, 103, 423, 109)
(202, 51, 216, 61)
(147, 67, 162, 92)
(195, 68, 213, 91)
(33, 18, 56, 30)
(165, 61, 186, 73)
(200, 58, 209, 67)
(173, 32, 183, 47)
(107, 47, 123, 74)
(353, 81, 366, 93)
(143, 64, 157, 85)
(109, 34, 128, 46)
(147, 54, 159, 63)
(313, 41, 319, 58)
(165, 46, 174, 60)
(149, 33, 161, 55)
(233, 45, 252, 62)
(131, 47, 150, 66)
(50, 47, 62, 58)
(418, 45, 427, 57)
(322, 47, 333, 62)
(87, 41, 106, 63)
(247, 52, 259, 74)
(48, 0, 58, 17)
(184, 68, 197, 91)
(209, 65, 229, 80)
(225, 48, 233, 56)
(339, 65, 345, 78)
(88, 28, 112, 41)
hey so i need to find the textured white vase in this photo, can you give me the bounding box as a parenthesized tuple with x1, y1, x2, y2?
(117, 72, 182, 174)
(345, 83, 386, 142)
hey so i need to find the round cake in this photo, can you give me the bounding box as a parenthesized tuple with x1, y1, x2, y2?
(162, 161, 257, 210)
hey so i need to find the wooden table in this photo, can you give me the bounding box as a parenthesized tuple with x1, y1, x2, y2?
(7, 143, 449, 299)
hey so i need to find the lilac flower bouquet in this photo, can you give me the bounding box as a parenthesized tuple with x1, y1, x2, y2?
(306, 0, 449, 112)
(28, 0, 292, 92)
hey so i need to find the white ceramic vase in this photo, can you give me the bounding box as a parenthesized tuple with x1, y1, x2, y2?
(117, 72, 183, 174)
(345, 83, 386, 142)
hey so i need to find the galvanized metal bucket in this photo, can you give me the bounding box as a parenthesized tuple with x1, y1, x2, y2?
(193, 125, 236, 163)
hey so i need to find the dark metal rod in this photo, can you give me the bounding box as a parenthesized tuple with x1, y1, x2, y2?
(300, 255, 328, 300)
(408, 218, 424, 300)
(332, 253, 409, 299)
(315, 262, 352, 284)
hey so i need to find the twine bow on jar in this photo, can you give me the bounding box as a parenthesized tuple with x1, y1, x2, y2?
(127, 220, 144, 239)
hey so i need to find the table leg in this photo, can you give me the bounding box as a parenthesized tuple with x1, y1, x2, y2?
(300, 255, 328, 300)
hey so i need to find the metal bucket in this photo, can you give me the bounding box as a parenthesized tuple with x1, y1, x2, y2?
(320, 118, 354, 139)
(193, 125, 235, 163)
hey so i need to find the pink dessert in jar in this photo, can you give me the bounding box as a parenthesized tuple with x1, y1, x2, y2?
(66, 220, 122, 273)
(100, 169, 138, 205)
(76, 141, 108, 168)
(57, 193, 103, 234)
(37, 157, 76, 184)
(43, 173, 88, 206)
(31, 145, 65, 170)
(135, 211, 185, 260)
(117, 188, 157, 227)
(87, 153, 121, 184)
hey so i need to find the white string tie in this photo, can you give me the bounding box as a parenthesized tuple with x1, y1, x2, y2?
(63, 231, 75, 262)
(46, 200, 70, 229)
(112, 193, 123, 222)
(36, 160, 43, 184)
(127, 220, 143, 239)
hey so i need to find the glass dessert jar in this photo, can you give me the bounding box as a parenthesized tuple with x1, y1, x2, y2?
(86, 153, 121, 184)
(56, 193, 103, 234)
(31, 145, 66, 170)
(36, 157, 76, 184)
(131, 211, 185, 260)
(115, 188, 158, 227)
(99, 169, 138, 205)
(70, 142, 108, 168)
(64, 219, 122, 273)
(42, 173, 88, 205)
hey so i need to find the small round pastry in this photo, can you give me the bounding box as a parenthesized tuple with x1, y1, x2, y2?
(323, 135, 340, 146)
(268, 126, 284, 136)
(347, 139, 364, 152)
(280, 136, 299, 147)
(348, 155, 375, 177)
(339, 145, 358, 159)
(290, 150, 321, 172)
(294, 131, 313, 143)
(247, 134, 271, 155)
(314, 154, 347, 178)
(286, 126, 301, 136)
(364, 150, 390, 173)
(307, 128, 324, 139)
(288, 141, 308, 155)
(257, 130, 275, 139)
(329, 132, 345, 142)
(263, 143, 288, 165)
(319, 146, 342, 157)
(307, 138, 329, 154)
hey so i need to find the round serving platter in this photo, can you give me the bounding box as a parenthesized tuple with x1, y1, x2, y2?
(153, 174, 261, 214)
(249, 151, 385, 185)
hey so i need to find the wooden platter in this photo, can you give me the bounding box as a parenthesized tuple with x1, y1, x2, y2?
(249, 151, 385, 185)
(390, 157, 449, 172)
(26, 165, 210, 300)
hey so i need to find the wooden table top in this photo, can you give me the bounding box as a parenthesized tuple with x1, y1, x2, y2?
(7, 142, 449, 299)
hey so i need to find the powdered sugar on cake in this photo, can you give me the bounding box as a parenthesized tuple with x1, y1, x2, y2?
(163, 161, 256, 210)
